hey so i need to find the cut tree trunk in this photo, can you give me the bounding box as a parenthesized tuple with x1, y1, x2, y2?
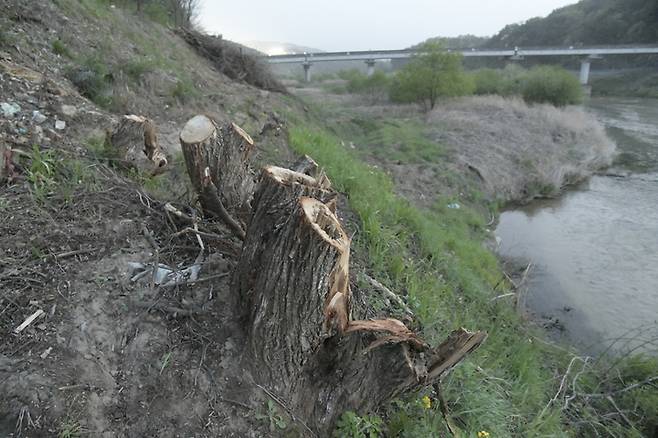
(180, 115, 255, 237)
(106, 115, 168, 172)
(234, 164, 486, 435)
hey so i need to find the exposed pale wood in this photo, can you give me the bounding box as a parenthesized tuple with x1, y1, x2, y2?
(180, 115, 255, 236)
(291, 154, 319, 176)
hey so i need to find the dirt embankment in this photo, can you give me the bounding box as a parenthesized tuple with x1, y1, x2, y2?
(0, 1, 303, 436)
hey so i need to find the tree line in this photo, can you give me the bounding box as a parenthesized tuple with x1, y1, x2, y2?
(332, 42, 582, 109)
(112, 0, 200, 27)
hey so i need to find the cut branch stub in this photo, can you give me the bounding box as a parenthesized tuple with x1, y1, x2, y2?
(180, 115, 255, 224)
(106, 115, 168, 172)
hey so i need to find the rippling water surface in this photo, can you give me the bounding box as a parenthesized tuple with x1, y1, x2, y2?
(496, 98, 658, 353)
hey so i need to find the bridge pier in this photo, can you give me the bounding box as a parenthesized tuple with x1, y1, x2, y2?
(302, 62, 312, 83)
(579, 59, 591, 85)
(365, 59, 376, 77)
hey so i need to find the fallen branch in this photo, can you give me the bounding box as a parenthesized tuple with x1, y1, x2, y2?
(363, 274, 414, 315)
(158, 272, 230, 289)
(13, 309, 44, 334)
(254, 383, 318, 438)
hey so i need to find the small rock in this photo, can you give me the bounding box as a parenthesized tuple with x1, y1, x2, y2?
(54, 120, 66, 130)
(40, 347, 53, 359)
(1, 102, 21, 117)
(59, 104, 77, 117)
(32, 110, 47, 124)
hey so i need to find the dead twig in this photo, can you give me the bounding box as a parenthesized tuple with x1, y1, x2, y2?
(13, 309, 44, 334)
(254, 383, 318, 438)
(539, 356, 589, 419)
(363, 274, 413, 316)
(158, 272, 230, 289)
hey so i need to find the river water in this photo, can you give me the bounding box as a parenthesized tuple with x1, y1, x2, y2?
(495, 98, 658, 354)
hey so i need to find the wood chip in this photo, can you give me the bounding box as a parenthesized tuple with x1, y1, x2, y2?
(14, 309, 44, 334)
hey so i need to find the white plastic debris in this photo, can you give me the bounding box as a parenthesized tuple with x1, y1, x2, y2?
(1, 102, 21, 117)
(127, 260, 202, 286)
(32, 110, 47, 124)
(447, 203, 461, 209)
(54, 120, 66, 130)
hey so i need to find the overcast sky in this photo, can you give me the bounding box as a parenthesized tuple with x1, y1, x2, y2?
(198, 0, 577, 51)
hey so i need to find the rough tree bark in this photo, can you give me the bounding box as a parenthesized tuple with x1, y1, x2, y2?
(180, 115, 255, 238)
(0, 143, 14, 182)
(106, 115, 168, 172)
(234, 164, 487, 435)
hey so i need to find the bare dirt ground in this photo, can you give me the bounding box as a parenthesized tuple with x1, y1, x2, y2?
(0, 59, 274, 437)
(0, 2, 316, 436)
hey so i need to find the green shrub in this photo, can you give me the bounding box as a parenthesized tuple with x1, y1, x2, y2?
(389, 42, 474, 110)
(0, 29, 16, 48)
(346, 71, 390, 99)
(333, 411, 384, 438)
(337, 69, 363, 82)
(170, 78, 199, 103)
(52, 39, 72, 58)
(522, 66, 583, 106)
(472, 68, 505, 95)
(66, 55, 114, 107)
(122, 57, 155, 82)
(472, 65, 527, 96)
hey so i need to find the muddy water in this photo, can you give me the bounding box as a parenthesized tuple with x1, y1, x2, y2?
(495, 98, 658, 353)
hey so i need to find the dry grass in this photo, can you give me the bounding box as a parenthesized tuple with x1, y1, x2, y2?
(427, 96, 616, 202)
(175, 28, 286, 93)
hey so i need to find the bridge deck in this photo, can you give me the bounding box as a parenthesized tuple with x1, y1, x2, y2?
(266, 46, 658, 64)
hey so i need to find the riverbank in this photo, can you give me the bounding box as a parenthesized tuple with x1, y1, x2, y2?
(286, 85, 657, 435)
(294, 86, 616, 209)
(496, 97, 658, 355)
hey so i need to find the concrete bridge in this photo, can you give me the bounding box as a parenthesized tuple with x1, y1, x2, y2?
(266, 45, 658, 84)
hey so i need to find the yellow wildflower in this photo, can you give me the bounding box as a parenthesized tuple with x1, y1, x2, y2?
(421, 395, 431, 409)
(477, 431, 490, 438)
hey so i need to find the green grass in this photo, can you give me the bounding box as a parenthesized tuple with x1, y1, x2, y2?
(287, 111, 658, 436)
(122, 56, 156, 82)
(288, 125, 561, 435)
(358, 119, 445, 163)
(52, 39, 73, 58)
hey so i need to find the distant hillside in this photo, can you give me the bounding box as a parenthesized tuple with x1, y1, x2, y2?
(487, 0, 658, 47)
(413, 34, 489, 50)
(245, 40, 323, 55)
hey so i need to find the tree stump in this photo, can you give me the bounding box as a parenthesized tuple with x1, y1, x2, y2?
(234, 163, 487, 435)
(106, 115, 168, 172)
(180, 115, 255, 237)
(0, 143, 14, 182)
